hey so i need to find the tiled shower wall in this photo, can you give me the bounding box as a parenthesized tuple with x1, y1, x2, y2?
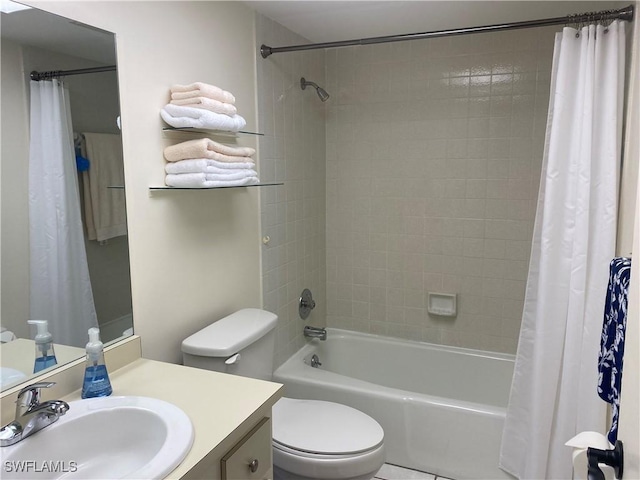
(256, 14, 327, 368)
(325, 27, 558, 354)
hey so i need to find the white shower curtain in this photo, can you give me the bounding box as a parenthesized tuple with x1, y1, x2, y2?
(500, 21, 626, 480)
(29, 79, 97, 348)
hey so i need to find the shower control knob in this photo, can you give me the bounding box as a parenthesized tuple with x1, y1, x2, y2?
(299, 288, 316, 319)
(302, 298, 316, 309)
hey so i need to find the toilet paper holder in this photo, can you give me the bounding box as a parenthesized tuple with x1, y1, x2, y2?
(587, 440, 623, 480)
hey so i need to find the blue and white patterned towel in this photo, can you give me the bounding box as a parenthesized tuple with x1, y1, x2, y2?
(597, 257, 632, 443)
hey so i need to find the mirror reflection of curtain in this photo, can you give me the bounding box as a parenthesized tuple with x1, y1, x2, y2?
(29, 79, 97, 347)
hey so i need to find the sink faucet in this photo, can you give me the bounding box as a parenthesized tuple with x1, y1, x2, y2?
(0, 382, 69, 447)
(304, 326, 327, 341)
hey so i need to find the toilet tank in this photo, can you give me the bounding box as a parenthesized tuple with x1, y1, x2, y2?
(181, 309, 277, 381)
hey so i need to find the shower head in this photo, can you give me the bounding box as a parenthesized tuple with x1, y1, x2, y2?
(300, 77, 330, 102)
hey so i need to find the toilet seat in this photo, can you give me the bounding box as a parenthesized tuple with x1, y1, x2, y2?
(272, 397, 384, 456)
(273, 442, 385, 480)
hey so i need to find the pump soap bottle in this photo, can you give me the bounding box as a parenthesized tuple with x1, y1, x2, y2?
(28, 320, 57, 373)
(81, 327, 112, 399)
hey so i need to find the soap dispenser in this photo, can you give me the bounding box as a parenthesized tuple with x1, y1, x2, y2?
(28, 320, 57, 373)
(81, 327, 112, 399)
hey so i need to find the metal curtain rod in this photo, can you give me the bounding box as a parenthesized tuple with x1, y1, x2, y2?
(260, 4, 634, 58)
(30, 65, 116, 81)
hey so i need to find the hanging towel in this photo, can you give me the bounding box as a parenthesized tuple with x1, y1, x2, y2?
(81, 133, 127, 241)
(170, 82, 236, 104)
(170, 96, 237, 116)
(597, 257, 632, 444)
(165, 159, 257, 175)
(165, 173, 259, 188)
(164, 138, 255, 162)
(160, 104, 246, 131)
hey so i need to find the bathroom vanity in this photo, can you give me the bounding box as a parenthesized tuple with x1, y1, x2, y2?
(107, 359, 281, 480)
(0, 336, 283, 480)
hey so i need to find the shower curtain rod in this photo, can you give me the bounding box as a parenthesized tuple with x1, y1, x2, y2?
(30, 65, 116, 81)
(260, 4, 634, 58)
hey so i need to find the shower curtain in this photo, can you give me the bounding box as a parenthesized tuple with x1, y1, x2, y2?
(29, 79, 97, 348)
(499, 21, 626, 479)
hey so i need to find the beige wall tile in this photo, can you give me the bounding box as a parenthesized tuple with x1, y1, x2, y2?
(326, 28, 555, 353)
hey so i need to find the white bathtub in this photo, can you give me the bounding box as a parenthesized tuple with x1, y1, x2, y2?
(273, 329, 516, 480)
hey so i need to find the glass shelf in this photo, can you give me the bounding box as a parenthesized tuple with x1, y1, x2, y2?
(149, 182, 282, 191)
(162, 126, 264, 137)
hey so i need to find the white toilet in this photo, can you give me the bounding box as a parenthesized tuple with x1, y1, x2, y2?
(182, 308, 385, 480)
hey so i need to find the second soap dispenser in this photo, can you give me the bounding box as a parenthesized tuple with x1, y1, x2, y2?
(81, 327, 112, 399)
(28, 320, 57, 373)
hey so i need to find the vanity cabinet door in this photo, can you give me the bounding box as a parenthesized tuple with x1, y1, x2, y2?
(221, 417, 272, 480)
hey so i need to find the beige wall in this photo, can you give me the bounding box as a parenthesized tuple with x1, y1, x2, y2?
(618, 10, 640, 257)
(256, 14, 327, 368)
(325, 27, 557, 353)
(24, 1, 263, 363)
(618, 1, 640, 475)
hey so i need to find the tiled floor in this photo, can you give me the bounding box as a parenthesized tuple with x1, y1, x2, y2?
(374, 463, 454, 480)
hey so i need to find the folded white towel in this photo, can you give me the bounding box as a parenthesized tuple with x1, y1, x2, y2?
(161, 104, 246, 131)
(168, 157, 255, 170)
(165, 159, 258, 176)
(165, 173, 260, 188)
(164, 138, 255, 162)
(170, 96, 237, 116)
(170, 82, 236, 104)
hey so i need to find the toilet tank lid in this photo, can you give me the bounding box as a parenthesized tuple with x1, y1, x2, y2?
(181, 308, 277, 357)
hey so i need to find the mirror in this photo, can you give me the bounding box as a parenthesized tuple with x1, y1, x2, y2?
(1, 3, 133, 391)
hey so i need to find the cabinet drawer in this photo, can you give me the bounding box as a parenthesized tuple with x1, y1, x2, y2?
(221, 417, 272, 480)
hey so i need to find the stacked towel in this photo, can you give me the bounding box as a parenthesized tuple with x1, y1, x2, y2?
(171, 82, 236, 104)
(166, 173, 259, 188)
(164, 138, 258, 188)
(171, 97, 237, 116)
(161, 104, 246, 131)
(164, 138, 255, 162)
(597, 257, 632, 443)
(166, 159, 257, 175)
(161, 82, 244, 131)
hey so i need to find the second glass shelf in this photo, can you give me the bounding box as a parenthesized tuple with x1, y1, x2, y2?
(149, 182, 282, 191)
(162, 126, 264, 137)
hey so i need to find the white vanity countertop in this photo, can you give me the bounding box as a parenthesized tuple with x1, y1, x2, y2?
(60, 358, 284, 479)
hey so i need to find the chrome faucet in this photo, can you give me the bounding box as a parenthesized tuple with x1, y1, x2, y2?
(304, 325, 327, 341)
(0, 382, 69, 447)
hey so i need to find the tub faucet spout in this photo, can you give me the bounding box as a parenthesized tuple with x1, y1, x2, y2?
(304, 326, 327, 341)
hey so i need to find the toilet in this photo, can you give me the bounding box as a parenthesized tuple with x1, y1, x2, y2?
(181, 308, 385, 480)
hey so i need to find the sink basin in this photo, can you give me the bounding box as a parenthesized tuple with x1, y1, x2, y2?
(0, 396, 194, 479)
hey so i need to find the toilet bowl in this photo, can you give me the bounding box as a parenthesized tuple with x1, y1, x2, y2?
(181, 309, 385, 480)
(272, 397, 384, 480)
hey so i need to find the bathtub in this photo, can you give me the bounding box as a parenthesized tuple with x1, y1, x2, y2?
(273, 329, 516, 480)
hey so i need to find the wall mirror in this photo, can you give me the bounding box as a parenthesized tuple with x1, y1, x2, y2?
(1, 1, 133, 391)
